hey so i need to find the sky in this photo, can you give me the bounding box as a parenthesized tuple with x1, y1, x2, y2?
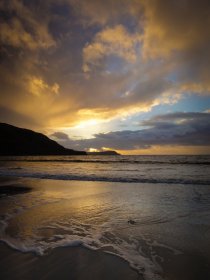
(0, 0, 210, 154)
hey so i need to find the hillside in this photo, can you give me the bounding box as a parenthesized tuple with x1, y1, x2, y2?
(0, 123, 86, 156)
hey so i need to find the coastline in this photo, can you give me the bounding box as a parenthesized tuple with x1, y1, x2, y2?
(0, 175, 210, 280)
(0, 242, 141, 280)
(0, 177, 142, 280)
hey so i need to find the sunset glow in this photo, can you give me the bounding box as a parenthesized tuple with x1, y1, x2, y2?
(0, 0, 210, 154)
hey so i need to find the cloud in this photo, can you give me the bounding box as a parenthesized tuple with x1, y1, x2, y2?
(51, 131, 70, 140)
(83, 25, 141, 72)
(56, 112, 210, 151)
(141, 0, 210, 57)
(0, 0, 210, 139)
(180, 83, 210, 96)
(0, 106, 38, 128)
(68, 0, 134, 26)
(74, 0, 210, 95)
(0, 0, 55, 50)
(139, 0, 210, 95)
(27, 76, 59, 97)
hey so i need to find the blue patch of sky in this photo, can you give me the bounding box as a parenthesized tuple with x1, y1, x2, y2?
(168, 94, 210, 112)
(109, 94, 210, 132)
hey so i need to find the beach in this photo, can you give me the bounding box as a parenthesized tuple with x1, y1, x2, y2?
(0, 242, 141, 280)
(1, 0, 210, 278)
(1, 240, 209, 280)
(0, 155, 210, 280)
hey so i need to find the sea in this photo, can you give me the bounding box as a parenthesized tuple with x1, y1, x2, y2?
(0, 155, 210, 280)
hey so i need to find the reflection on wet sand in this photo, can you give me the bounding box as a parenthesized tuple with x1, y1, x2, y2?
(0, 177, 210, 280)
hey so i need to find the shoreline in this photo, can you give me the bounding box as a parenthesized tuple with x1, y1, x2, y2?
(0, 176, 210, 280)
(0, 241, 142, 280)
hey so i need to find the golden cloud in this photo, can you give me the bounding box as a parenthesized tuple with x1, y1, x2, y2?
(139, 0, 210, 58)
(83, 25, 141, 72)
(180, 83, 210, 95)
(27, 76, 60, 97)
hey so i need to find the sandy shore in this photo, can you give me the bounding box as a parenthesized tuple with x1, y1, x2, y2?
(0, 177, 210, 280)
(0, 242, 142, 280)
(0, 176, 32, 197)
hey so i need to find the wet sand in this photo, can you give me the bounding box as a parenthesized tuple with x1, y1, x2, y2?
(0, 177, 210, 280)
(1, 242, 210, 280)
(0, 177, 32, 197)
(0, 242, 141, 280)
(0, 178, 141, 279)
(162, 253, 210, 280)
(154, 245, 210, 280)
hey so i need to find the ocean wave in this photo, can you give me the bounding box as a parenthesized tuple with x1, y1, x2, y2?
(0, 217, 168, 280)
(0, 159, 210, 164)
(0, 170, 210, 185)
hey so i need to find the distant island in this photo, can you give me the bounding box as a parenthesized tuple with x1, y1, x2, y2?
(87, 151, 120, 155)
(0, 123, 86, 156)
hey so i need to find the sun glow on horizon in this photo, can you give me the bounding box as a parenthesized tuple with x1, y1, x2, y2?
(88, 148, 100, 152)
(63, 119, 106, 139)
(1, 0, 210, 155)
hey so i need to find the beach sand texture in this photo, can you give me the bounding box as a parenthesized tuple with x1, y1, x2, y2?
(0, 172, 210, 280)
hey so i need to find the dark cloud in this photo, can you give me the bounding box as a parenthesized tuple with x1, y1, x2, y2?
(0, 0, 55, 50)
(57, 112, 210, 150)
(51, 131, 70, 140)
(141, 112, 210, 127)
